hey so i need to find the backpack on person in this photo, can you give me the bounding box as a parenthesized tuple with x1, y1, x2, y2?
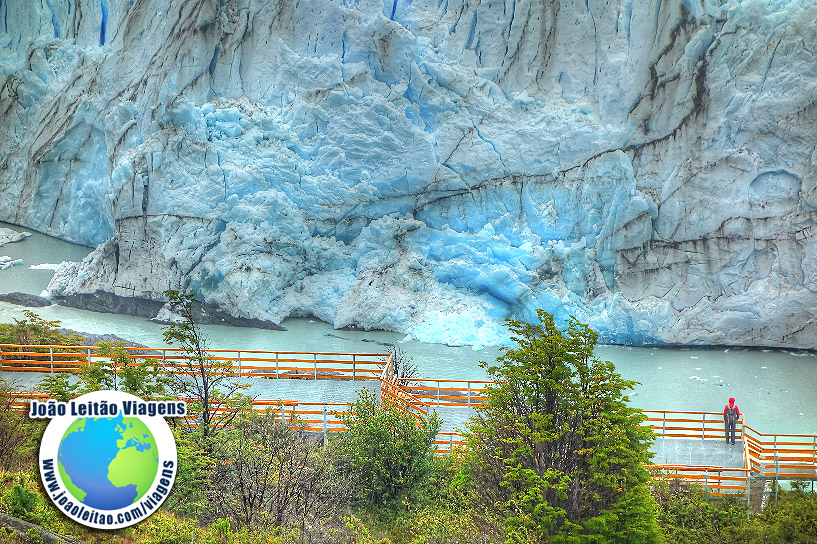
(725, 405, 738, 425)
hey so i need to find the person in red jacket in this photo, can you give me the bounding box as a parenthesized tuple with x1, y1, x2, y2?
(723, 397, 741, 444)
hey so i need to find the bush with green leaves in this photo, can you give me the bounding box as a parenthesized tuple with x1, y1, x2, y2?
(654, 480, 817, 544)
(652, 480, 752, 543)
(335, 389, 441, 511)
(753, 486, 817, 543)
(385, 453, 490, 544)
(3, 483, 41, 522)
(464, 311, 662, 543)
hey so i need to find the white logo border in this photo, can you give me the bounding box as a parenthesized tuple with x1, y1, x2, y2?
(38, 390, 178, 530)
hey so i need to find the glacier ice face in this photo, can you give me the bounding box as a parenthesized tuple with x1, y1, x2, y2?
(3, 0, 817, 347)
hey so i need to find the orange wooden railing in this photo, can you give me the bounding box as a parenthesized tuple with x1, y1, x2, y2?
(743, 423, 817, 480)
(646, 465, 751, 497)
(0, 344, 389, 381)
(640, 409, 745, 441)
(399, 378, 491, 407)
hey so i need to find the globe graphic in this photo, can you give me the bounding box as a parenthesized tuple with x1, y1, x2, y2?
(57, 413, 159, 510)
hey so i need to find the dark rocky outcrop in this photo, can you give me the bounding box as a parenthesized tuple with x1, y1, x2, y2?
(52, 291, 165, 318)
(53, 290, 285, 331)
(0, 292, 52, 307)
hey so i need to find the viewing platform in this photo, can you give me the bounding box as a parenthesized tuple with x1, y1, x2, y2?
(3, 343, 815, 501)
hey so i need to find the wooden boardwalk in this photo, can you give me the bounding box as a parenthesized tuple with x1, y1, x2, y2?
(3, 343, 815, 499)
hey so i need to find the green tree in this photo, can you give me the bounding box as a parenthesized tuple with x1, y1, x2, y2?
(0, 311, 83, 369)
(163, 427, 215, 519)
(335, 389, 441, 510)
(465, 311, 661, 543)
(161, 290, 250, 440)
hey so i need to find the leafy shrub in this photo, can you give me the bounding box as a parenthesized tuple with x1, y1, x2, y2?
(4, 484, 40, 522)
(335, 389, 441, 511)
(0, 380, 44, 470)
(757, 487, 817, 543)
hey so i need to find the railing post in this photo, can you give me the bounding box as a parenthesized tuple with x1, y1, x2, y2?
(775, 453, 780, 503)
(237, 351, 242, 377)
(49, 347, 53, 374)
(662, 412, 666, 438)
(437, 382, 440, 407)
(314, 354, 317, 379)
(87, 348, 92, 367)
(746, 472, 751, 505)
(280, 404, 286, 423)
(275, 353, 279, 378)
(322, 404, 328, 445)
(702, 413, 706, 440)
(352, 355, 356, 381)
(468, 382, 471, 408)
(162, 350, 167, 373)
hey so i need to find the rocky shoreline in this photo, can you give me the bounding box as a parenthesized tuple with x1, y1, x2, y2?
(0, 290, 286, 332)
(50, 291, 285, 331)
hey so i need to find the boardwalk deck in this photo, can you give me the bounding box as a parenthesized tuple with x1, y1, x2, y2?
(652, 437, 745, 468)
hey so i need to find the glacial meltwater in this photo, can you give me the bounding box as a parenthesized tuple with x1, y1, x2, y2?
(1, 223, 815, 435)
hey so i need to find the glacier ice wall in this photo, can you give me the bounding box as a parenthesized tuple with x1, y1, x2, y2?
(2, 0, 817, 347)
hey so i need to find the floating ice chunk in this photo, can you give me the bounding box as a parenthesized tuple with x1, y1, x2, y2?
(30, 263, 63, 270)
(0, 228, 31, 246)
(0, 256, 23, 270)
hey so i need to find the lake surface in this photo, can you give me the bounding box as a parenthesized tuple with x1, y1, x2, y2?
(1, 222, 815, 435)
